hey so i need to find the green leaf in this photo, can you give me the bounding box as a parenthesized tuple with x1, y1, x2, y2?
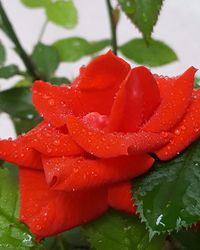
(0, 87, 36, 118)
(53, 37, 110, 62)
(0, 80, 39, 135)
(120, 38, 178, 67)
(171, 228, 200, 250)
(0, 162, 42, 249)
(132, 140, 200, 238)
(15, 79, 32, 87)
(86, 39, 111, 55)
(0, 41, 5, 65)
(31, 43, 59, 78)
(49, 77, 70, 85)
(84, 210, 165, 250)
(45, 0, 77, 28)
(0, 87, 41, 134)
(21, 0, 50, 8)
(13, 116, 41, 135)
(0, 65, 19, 79)
(194, 77, 200, 88)
(42, 227, 89, 250)
(118, 0, 163, 42)
(53, 37, 89, 62)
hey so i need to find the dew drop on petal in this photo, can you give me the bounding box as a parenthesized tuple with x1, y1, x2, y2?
(174, 129, 181, 136)
(181, 125, 186, 131)
(53, 139, 60, 146)
(47, 148, 52, 153)
(73, 167, 79, 173)
(48, 99, 55, 106)
(35, 224, 42, 231)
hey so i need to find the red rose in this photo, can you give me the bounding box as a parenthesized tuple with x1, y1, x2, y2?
(0, 51, 199, 240)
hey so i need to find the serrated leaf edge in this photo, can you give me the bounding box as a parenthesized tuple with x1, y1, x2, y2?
(118, 0, 164, 42)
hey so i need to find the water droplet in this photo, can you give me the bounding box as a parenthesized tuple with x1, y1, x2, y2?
(47, 148, 52, 153)
(156, 214, 165, 227)
(43, 94, 50, 99)
(162, 132, 169, 138)
(174, 129, 181, 136)
(176, 217, 182, 227)
(48, 99, 55, 106)
(124, 225, 131, 231)
(22, 234, 32, 244)
(35, 224, 42, 231)
(73, 167, 79, 173)
(181, 125, 186, 130)
(27, 114, 34, 120)
(167, 145, 171, 151)
(166, 201, 171, 208)
(53, 139, 60, 145)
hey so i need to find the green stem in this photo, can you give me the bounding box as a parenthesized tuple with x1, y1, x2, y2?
(0, 1, 39, 79)
(106, 0, 118, 55)
(37, 19, 48, 43)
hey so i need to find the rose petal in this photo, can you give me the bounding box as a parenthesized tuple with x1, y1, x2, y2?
(143, 67, 197, 132)
(32, 52, 131, 126)
(32, 81, 82, 127)
(0, 137, 42, 169)
(42, 154, 154, 191)
(108, 182, 136, 214)
(73, 51, 130, 115)
(109, 66, 160, 132)
(66, 115, 172, 158)
(156, 90, 200, 160)
(19, 168, 108, 240)
(24, 122, 83, 157)
(83, 112, 109, 130)
(78, 51, 130, 90)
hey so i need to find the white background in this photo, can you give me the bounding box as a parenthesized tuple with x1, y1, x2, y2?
(0, 0, 200, 138)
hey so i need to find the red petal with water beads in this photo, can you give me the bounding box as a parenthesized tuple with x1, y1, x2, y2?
(66, 115, 172, 158)
(19, 168, 108, 240)
(143, 67, 197, 132)
(42, 154, 154, 191)
(108, 182, 136, 214)
(109, 66, 160, 132)
(32, 81, 82, 127)
(156, 90, 200, 160)
(83, 112, 108, 130)
(0, 137, 42, 169)
(78, 51, 131, 90)
(32, 52, 130, 126)
(24, 122, 83, 157)
(74, 52, 130, 116)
